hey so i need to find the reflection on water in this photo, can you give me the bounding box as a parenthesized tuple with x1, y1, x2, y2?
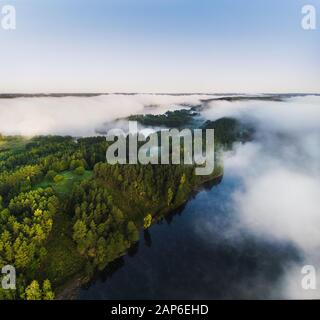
(79, 175, 301, 299)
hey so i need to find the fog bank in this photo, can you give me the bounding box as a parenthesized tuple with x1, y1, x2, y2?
(202, 95, 320, 298)
(0, 94, 216, 136)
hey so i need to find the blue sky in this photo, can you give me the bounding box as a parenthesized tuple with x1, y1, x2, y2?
(0, 0, 319, 93)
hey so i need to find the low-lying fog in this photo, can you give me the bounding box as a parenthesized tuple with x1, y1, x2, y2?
(0, 94, 218, 136)
(201, 95, 320, 298)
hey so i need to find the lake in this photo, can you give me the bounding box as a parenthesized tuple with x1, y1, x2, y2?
(78, 174, 301, 299)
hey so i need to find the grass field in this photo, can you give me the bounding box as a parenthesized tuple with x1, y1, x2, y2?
(35, 170, 93, 196)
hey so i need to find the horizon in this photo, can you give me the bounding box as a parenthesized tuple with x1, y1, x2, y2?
(0, 92, 319, 96)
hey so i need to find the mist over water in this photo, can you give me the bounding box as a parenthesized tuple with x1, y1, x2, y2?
(202, 95, 320, 298)
(0, 94, 217, 136)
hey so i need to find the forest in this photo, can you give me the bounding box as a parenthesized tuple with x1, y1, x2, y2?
(0, 115, 246, 299)
(127, 108, 201, 128)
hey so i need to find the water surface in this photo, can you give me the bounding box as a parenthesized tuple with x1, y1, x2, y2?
(79, 174, 300, 299)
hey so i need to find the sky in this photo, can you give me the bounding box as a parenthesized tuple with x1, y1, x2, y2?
(0, 0, 319, 93)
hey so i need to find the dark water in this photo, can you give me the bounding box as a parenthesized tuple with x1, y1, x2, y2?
(79, 175, 301, 299)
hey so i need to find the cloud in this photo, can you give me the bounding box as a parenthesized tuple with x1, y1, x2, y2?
(228, 147, 320, 252)
(201, 95, 320, 298)
(0, 94, 217, 136)
(203, 95, 320, 134)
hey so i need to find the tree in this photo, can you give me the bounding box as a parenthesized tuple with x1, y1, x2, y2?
(143, 214, 152, 229)
(46, 170, 57, 182)
(167, 188, 173, 206)
(96, 237, 107, 270)
(73, 220, 88, 254)
(74, 166, 85, 176)
(180, 173, 186, 185)
(42, 279, 55, 300)
(25, 280, 42, 300)
(53, 175, 64, 183)
(127, 221, 139, 242)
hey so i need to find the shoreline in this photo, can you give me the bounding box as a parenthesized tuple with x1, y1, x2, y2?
(56, 172, 223, 300)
